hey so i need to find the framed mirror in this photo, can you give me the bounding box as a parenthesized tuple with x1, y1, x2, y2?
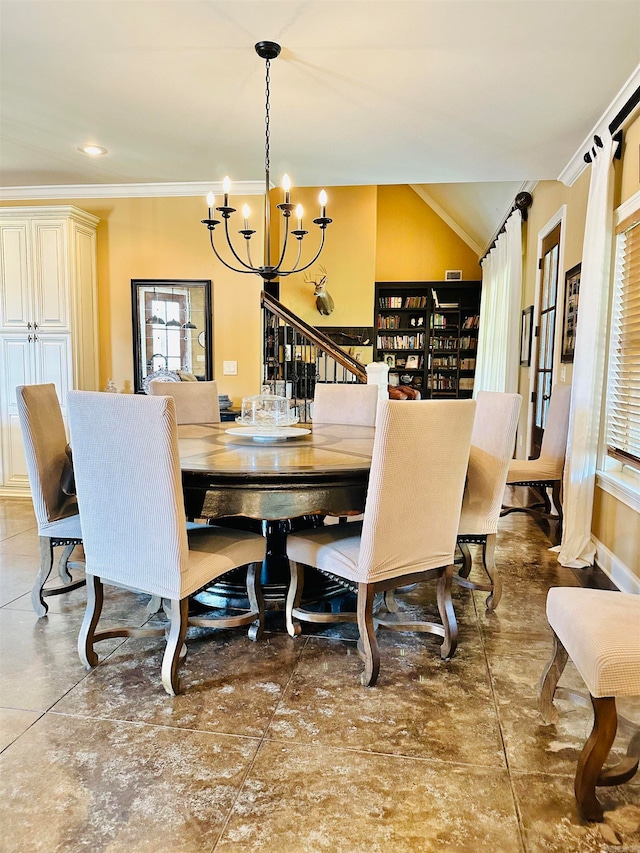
(131, 279, 213, 393)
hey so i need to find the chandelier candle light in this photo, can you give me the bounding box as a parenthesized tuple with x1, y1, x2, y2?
(201, 41, 332, 283)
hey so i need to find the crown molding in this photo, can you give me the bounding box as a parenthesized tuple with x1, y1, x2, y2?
(410, 185, 483, 256)
(0, 180, 266, 201)
(0, 205, 100, 226)
(558, 65, 640, 187)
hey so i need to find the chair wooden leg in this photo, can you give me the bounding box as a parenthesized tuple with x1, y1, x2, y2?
(246, 562, 265, 642)
(357, 583, 379, 687)
(32, 538, 55, 617)
(161, 598, 189, 696)
(483, 534, 501, 611)
(436, 564, 458, 660)
(57, 542, 76, 584)
(538, 631, 569, 725)
(78, 574, 104, 669)
(458, 542, 472, 579)
(285, 560, 304, 637)
(383, 589, 399, 613)
(552, 480, 563, 535)
(575, 696, 618, 822)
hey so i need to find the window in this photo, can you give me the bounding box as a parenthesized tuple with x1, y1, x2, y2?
(605, 209, 640, 472)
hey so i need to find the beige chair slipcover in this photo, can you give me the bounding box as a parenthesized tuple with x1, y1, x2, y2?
(285, 399, 476, 686)
(502, 383, 571, 531)
(68, 391, 266, 695)
(149, 379, 221, 424)
(455, 391, 522, 609)
(312, 383, 379, 427)
(539, 587, 640, 821)
(16, 384, 85, 616)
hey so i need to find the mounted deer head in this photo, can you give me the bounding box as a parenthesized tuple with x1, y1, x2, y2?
(305, 265, 335, 315)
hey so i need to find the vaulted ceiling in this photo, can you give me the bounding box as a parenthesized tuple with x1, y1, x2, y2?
(1, 1, 639, 246)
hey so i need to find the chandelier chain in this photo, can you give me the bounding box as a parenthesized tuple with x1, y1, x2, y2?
(264, 58, 271, 176)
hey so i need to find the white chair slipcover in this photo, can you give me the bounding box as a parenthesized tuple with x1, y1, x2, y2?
(502, 383, 571, 531)
(16, 384, 85, 616)
(455, 391, 522, 609)
(68, 391, 266, 695)
(312, 383, 379, 427)
(539, 587, 640, 822)
(149, 379, 221, 424)
(285, 399, 476, 686)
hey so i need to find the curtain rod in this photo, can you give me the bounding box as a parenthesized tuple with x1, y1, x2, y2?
(480, 191, 532, 264)
(584, 84, 639, 164)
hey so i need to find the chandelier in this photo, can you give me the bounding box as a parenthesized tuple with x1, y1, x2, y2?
(201, 41, 332, 283)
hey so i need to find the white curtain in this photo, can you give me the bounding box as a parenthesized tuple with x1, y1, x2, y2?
(474, 210, 522, 394)
(556, 135, 618, 568)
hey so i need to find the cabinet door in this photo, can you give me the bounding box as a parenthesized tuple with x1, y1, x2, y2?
(31, 220, 70, 331)
(0, 222, 32, 330)
(34, 335, 73, 412)
(0, 335, 35, 488)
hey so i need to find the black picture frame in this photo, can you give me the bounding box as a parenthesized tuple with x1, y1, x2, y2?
(520, 305, 533, 366)
(131, 279, 213, 393)
(561, 263, 581, 363)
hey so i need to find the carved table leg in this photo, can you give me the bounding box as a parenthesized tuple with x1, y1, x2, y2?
(286, 560, 304, 637)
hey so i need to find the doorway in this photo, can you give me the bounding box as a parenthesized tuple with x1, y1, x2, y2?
(531, 222, 561, 458)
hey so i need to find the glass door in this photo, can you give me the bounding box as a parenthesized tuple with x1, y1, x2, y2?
(531, 223, 561, 458)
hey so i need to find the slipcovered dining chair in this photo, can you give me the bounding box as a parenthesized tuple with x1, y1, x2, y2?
(501, 383, 571, 534)
(454, 391, 522, 610)
(312, 382, 379, 427)
(67, 391, 266, 695)
(539, 587, 640, 821)
(286, 399, 476, 686)
(16, 384, 85, 617)
(149, 379, 221, 424)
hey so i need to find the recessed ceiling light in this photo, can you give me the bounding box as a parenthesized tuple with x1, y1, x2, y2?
(78, 144, 108, 156)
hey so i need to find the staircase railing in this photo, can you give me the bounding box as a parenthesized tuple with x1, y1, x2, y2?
(261, 291, 367, 422)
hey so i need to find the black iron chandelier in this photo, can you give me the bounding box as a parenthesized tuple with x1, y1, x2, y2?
(201, 41, 332, 283)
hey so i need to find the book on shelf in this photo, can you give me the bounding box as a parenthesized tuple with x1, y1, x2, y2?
(459, 335, 477, 350)
(460, 358, 476, 370)
(462, 315, 479, 329)
(459, 377, 474, 390)
(376, 333, 425, 349)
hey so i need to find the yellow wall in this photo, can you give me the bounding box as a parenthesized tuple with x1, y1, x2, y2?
(2, 184, 478, 401)
(279, 186, 378, 329)
(592, 488, 640, 576)
(376, 185, 481, 282)
(620, 115, 640, 204)
(0, 195, 264, 401)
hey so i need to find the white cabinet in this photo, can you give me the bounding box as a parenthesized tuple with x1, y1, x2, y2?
(0, 206, 99, 494)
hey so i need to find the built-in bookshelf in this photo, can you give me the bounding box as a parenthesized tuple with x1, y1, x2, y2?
(374, 280, 481, 398)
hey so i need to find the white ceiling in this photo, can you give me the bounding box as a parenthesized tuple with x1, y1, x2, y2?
(1, 0, 639, 245)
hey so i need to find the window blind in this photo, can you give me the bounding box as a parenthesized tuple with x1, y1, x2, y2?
(606, 215, 640, 469)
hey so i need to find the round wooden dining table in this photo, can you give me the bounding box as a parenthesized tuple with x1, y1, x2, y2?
(178, 421, 375, 603)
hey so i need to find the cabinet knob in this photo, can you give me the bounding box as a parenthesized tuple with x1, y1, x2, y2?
(33, 322, 38, 330)
(28, 334, 32, 343)
(27, 321, 32, 329)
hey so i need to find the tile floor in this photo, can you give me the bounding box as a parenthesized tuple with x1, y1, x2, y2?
(0, 491, 638, 852)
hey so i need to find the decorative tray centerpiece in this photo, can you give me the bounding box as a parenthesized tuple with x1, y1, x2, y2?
(227, 389, 308, 441)
(235, 390, 299, 428)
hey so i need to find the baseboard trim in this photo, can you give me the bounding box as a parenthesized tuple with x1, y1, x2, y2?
(593, 536, 640, 594)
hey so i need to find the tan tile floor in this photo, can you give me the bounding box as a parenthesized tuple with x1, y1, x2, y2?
(0, 491, 638, 852)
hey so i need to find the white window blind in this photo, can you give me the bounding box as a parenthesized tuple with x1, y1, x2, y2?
(606, 214, 640, 470)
